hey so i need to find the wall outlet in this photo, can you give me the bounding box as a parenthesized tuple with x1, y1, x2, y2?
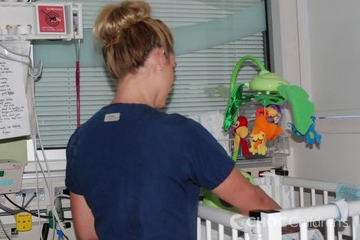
(15, 187, 45, 204)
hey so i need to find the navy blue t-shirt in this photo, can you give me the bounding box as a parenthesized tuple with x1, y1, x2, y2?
(66, 104, 234, 240)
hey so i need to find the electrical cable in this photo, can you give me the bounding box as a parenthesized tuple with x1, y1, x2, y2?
(0, 202, 18, 215)
(28, 70, 69, 238)
(2, 195, 49, 219)
(21, 194, 25, 208)
(25, 44, 46, 239)
(33, 113, 41, 239)
(23, 192, 36, 209)
(54, 194, 70, 201)
(53, 194, 72, 221)
(24, 40, 72, 240)
(33, 148, 68, 236)
(0, 217, 11, 240)
(0, 164, 39, 219)
(33, 141, 65, 233)
(35, 149, 42, 240)
(51, 227, 55, 240)
(41, 223, 49, 240)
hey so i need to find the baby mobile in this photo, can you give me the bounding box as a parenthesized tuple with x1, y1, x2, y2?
(223, 56, 322, 161)
(202, 56, 322, 212)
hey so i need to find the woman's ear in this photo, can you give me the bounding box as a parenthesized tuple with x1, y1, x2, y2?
(157, 47, 166, 70)
(147, 47, 166, 72)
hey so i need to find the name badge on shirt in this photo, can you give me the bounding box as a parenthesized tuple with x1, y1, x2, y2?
(104, 113, 120, 122)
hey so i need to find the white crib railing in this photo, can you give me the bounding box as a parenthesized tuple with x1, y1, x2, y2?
(197, 204, 256, 240)
(197, 174, 360, 240)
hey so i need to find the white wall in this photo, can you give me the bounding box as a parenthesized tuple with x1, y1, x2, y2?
(270, 0, 360, 185)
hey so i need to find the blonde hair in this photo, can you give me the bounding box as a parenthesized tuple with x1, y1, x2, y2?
(93, 1, 174, 81)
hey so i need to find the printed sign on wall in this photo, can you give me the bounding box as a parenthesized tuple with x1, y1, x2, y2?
(36, 4, 66, 34)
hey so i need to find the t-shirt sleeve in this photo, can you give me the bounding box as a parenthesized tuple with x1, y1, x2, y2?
(65, 130, 83, 195)
(183, 119, 235, 191)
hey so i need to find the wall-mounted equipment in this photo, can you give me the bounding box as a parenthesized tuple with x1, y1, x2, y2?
(0, 139, 27, 194)
(0, 2, 83, 41)
(0, 2, 84, 194)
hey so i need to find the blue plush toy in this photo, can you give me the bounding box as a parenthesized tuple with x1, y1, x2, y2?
(288, 116, 322, 145)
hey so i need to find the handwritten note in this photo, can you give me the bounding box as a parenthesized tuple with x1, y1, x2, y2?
(0, 42, 31, 140)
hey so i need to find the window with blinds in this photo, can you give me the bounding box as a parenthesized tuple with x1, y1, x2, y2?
(34, 0, 267, 149)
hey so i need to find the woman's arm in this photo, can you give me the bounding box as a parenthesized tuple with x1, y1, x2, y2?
(211, 168, 281, 215)
(212, 168, 299, 233)
(70, 192, 99, 240)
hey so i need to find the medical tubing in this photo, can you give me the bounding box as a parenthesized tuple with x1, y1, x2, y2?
(75, 39, 81, 128)
(32, 99, 69, 237)
(229, 55, 266, 93)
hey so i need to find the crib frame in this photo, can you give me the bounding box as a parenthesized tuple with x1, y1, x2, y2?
(197, 173, 360, 240)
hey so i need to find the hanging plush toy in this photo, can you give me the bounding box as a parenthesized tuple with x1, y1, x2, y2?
(231, 116, 251, 160)
(288, 116, 322, 145)
(249, 114, 283, 155)
(223, 55, 322, 159)
(255, 105, 282, 124)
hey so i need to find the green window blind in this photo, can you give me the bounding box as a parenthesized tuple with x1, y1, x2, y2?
(34, 0, 267, 148)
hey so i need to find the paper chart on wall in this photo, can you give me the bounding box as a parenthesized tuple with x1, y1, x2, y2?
(0, 41, 31, 140)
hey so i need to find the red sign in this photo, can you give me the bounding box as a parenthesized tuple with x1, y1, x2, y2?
(37, 5, 66, 34)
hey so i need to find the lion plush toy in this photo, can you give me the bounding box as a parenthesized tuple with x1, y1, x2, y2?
(249, 114, 283, 155)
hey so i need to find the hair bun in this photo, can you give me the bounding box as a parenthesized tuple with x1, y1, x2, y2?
(93, 1, 151, 44)
(117, 1, 151, 28)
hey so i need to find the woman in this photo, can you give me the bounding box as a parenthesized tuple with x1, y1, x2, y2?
(66, 1, 281, 239)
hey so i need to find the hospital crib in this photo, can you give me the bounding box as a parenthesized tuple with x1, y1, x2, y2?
(197, 173, 360, 240)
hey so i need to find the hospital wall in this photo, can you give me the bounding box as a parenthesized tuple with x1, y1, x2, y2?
(269, 0, 360, 185)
